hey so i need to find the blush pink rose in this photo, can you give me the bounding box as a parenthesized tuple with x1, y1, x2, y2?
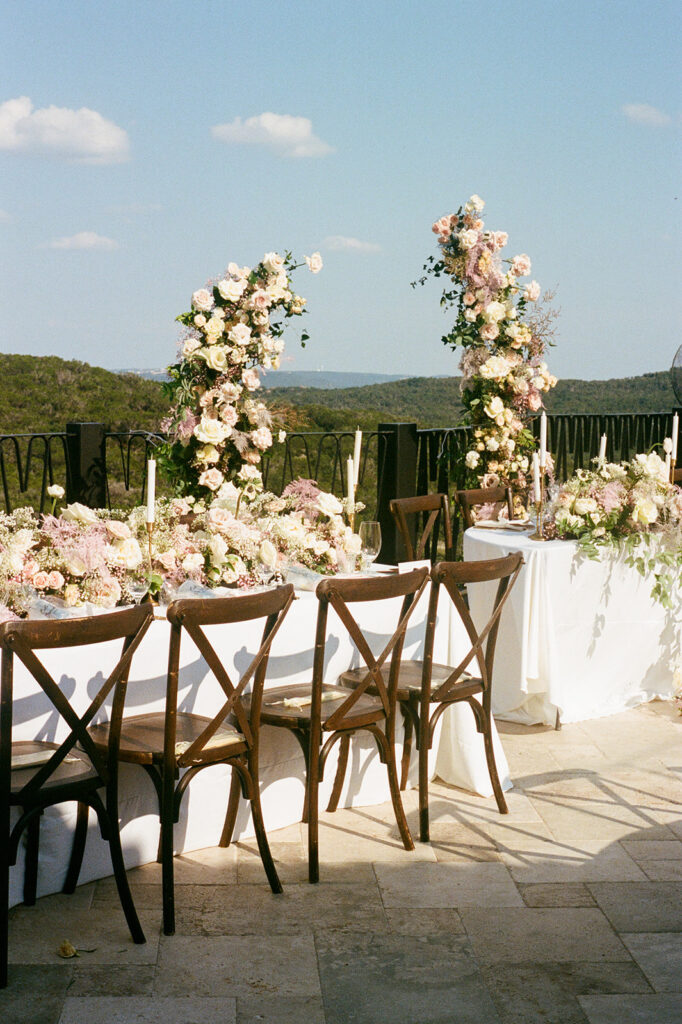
(47, 571, 65, 590)
(511, 254, 532, 277)
(199, 468, 224, 491)
(33, 571, 50, 589)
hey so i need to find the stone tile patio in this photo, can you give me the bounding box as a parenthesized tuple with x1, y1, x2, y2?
(2, 700, 681, 1023)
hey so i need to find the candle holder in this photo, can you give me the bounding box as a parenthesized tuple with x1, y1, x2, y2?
(530, 476, 546, 541)
(672, 458, 678, 486)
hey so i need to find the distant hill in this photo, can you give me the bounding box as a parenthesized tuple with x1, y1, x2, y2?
(116, 368, 408, 390)
(267, 370, 676, 428)
(2, 354, 168, 433)
(0, 355, 675, 438)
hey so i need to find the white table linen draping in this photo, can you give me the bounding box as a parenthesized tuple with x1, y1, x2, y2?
(463, 527, 681, 726)
(7, 582, 510, 907)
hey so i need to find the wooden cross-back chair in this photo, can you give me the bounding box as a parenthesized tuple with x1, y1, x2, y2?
(88, 585, 294, 936)
(453, 486, 514, 530)
(226, 568, 429, 883)
(392, 555, 523, 841)
(390, 493, 454, 562)
(0, 604, 154, 988)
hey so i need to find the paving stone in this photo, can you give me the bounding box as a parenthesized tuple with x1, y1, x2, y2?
(517, 883, 596, 908)
(236, 839, 308, 884)
(481, 962, 651, 1024)
(578, 993, 682, 1022)
(620, 840, 682, 863)
(236, 996, 326, 1023)
(315, 930, 501, 1023)
(427, 822, 501, 862)
(67, 965, 156, 997)
(641, 860, 682, 880)
(497, 837, 646, 883)
(620, 933, 682, 992)
(58, 996, 237, 1023)
(460, 908, 630, 965)
(375, 861, 523, 909)
(588, 883, 682, 932)
(7, 906, 161, 966)
(0, 964, 71, 1024)
(155, 933, 320, 998)
(384, 908, 465, 935)
(162, 881, 387, 935)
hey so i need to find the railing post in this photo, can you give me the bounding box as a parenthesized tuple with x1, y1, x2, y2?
(65, 422, 106, 508)
(376, 422, 418, 564)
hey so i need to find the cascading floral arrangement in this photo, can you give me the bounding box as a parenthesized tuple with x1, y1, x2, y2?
(158, 250, 322, 501)
(548, 452, 682, 608)
(416, 195, 558, 495)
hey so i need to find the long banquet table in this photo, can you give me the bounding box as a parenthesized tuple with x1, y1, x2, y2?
(8, 581, 510, 907)
(464, 526, 681, 726)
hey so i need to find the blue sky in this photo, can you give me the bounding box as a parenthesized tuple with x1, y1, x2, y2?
(1, 0, 680, 382)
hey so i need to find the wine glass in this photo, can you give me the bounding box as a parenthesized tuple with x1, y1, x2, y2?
(359, 521, 382, 572)
(127, 571, 149, 605)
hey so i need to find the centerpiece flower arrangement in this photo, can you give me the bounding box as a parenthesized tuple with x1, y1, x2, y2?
(548, 452, 682, 608)
(415, 195, 558, 497)
(0, 481, 362, 618)
(158, 250, 322, 502)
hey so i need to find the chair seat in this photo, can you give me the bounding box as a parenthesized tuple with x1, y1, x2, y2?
(10, 740, 97, 796)
(338, 662, 483, 702)
(88, 713, 245, 765)
(258, 684, 385, 730)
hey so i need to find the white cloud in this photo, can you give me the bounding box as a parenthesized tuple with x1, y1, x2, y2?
(622, 103, 671, 128)
(41, 231, 119, 251)
(323, 235, 381, 253)
(211, 112, 333, 158)
(0, 96, 129, 163)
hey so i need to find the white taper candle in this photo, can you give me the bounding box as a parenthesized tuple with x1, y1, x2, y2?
(672, 414, 679, 461)
(539, 412, 547, 468)
(146, 459, 156, 523)
(353, 428, 362, 486)
(598, 434, 607, 462)
(532, 452, 541, 503)
(346, 456, 355, 513)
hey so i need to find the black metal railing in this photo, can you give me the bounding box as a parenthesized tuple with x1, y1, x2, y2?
(0, 411, 678, 563)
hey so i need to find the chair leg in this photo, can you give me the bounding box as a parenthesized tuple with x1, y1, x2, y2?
(63, 802, 89, 895)
(307, 741, 320, 884)
(482, 710, 508, 815)
(248, 776, 283, 895)
(399, 711, 413, 792)
(0, 837, 8, 989)
(160, 772, 176, 936)
(100, 790, 145, 945)
(380, 730, 414, 853)
(418, 715, 430, 844)
(219, 768, 242, 848)
(22, 811, 41, 906)
(326, 734, 349, 813)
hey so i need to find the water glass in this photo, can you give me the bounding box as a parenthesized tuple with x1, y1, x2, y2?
(359, 521, 382, 571)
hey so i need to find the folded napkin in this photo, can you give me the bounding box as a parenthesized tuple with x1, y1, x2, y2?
(281, 689, 348, 709)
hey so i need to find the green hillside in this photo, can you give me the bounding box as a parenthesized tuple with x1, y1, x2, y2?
(2, 354, 168, 434)
(267, 369, 675, 428)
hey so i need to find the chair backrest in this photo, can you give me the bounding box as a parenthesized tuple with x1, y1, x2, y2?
(453, 486, 514, 529)
(389, 494, 454, 562)
(422, 555, 523, 704)
(312, 567, 429, 730)
(164, 584, 294, 767)
(0, 604, 154, 799)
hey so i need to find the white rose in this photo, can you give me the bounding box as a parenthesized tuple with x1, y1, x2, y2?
(208, 533, 228, 567)
(204, 316, 224, 338)
(251, 427, 273, 451)
(182, 552, 205, 573)
(193, 314, 207, 328)
(192, 288, 214, 312)
(465, 451, 480, 469)
(259, 539, 278, 570)
(263, 251, 285, 274)
(316, 491, 343, 517)
(305, 251, 323, 274)
(196, 444, 220, 464)
(483, 300, 506, 323)
(631, 498, 658, 526)
(61, 502, 99, 526)
(47, 484, 65, 499)
(574, 497, 598, 515)
(198, 467, 224, 491)
(458, 228, 479, 249)
(217, 278, 246, 302)
(227, 322, 251, 346)
(486, 438, 500, 452)
(111, 537, 143, 570)
(194, 416, 230, 445)
(465, 194, 485, 213)
(183, 337, 202, 358)
(200, 345, 228, 372)
(484, 397, 505, 420)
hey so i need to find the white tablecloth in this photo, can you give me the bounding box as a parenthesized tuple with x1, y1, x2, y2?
(8, 584, 510, 906)
(464, 527, 681, 726)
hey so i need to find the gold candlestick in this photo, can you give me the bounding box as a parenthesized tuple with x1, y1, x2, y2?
(671, 458, 677, 486)
(530, 476, 546, 541)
